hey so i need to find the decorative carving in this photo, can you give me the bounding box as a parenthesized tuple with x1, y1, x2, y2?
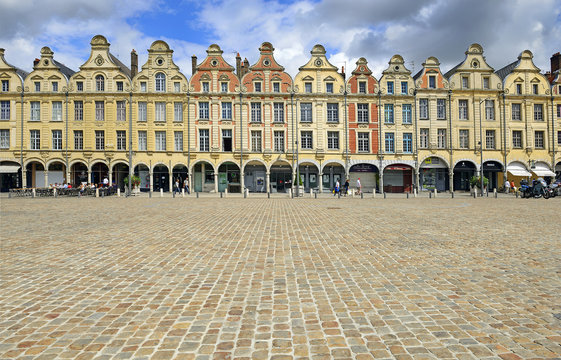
(95, 55, 104, 66)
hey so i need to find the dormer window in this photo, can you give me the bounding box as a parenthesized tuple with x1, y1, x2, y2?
(461, 76, 469, 89)
(76, 82, 83, 92)
(326, 83, 333, 93)
(155, 72, 166, 92)
(34, 82, 40, 92)
(533, 84, 538, 95)
(221, 82, 228, 93)
(116, 81, 123, 92)
(1, 80, 8, 92)
(516, 84, 522, 94)
(174, 82, 180, 93)
(305, 82, 312, 93)
(273, 82, 280, 93)
(359, 81, 366, 94)
(52, 82, 58, 92)
(140, 82, 147, 92)
(483, 77, 489, 89)
(254, 82, 262, 92)
(428, 76, 436, 89)
(401, 81, 408, 94)
(202, 82, 209, 92)
(96, 75, 105, 91)
(387, 81, 394, 94)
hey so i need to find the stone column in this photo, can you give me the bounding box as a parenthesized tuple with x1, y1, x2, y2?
(88, 168, 91, 184)
(149, 171, 154, 192)
(379, 169, 384, 193)
(214, 172, 219, 193)
(266, 171, 270, 194)
(108, 165, 113, 186)
(415, 168, 420, 193)
(44, 170, 49, 188)
(169, 169, 173, 192)
(22, 168, 27, 188)
(448, 170, 454, 192)
(319, 173, 323, 193)
(305, 166, 309, 190)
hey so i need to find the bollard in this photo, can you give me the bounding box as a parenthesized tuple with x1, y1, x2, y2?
(314, 192, 317, 199)
(33, 188, 36, 198)
(434, 189, 437, 198)
(245, 189, 249, 198)
(414, 188, 417, 198)
(117, 188, 120, 197)
(149, 190, 152, 198)
(182, 189, 185, 197)
(160, 188, 163, 197)
(289, 188, 292, 198)
(220, 191, 223, 198)
(406, 192, 409, 199)
(268, 192, 270, 199)
(494, 188, 497, 198)
(310, 189, 313, 198)
(451, 192, 454, 199)
(96, 188, 99, 197)
(372, 191, 376, 198)
(516, 191, 518, 198)
(383, 192, 386, 199)
(173, 190, 175, 198)
(54, 188, 57, 197)
(429, 191, 432, 199)
(196, 192, 199, 198)
(361, 192, 364, 199)
(8, 191, 11, 198)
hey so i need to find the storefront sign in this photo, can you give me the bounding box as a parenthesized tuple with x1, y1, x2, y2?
(350, 164, 377, 172)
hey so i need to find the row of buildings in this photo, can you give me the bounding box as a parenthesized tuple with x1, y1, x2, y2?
(0, 35, 560, 193)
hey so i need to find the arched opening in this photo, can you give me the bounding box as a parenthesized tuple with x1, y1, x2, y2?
(155, 72, 166, 92)
(112, 163, 129, 190)
(322, 162, 345, 193)
(244, 161, 267, 193)
(219, 162, 241, 193)
(172, 165, 188, 189)
(0, 161, 21, 191)
(420, 157, 449, 192)
(95, 75, 105, 92)
(134, 164, 150, 191)
(453, 161, 476, 191)
(506, 161, 531, 188)
(47, 161, 66, 186)
(383, 164, 413, 193)
(349, 163, 379, 193)
(193, 161, 215, 192)
(530, 161, 556, 182)
(269, 161, 292, 193)
(298, 162, 319, 192)
(556, 161, 561, 181)
(153, 164, 170, 192)
(483, 161, 503, 191)
(91, 162, 109, 186)
(71, 162, 88, 186)
(26, 161, 44, 188)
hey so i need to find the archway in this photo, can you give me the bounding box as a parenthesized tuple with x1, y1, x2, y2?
(244, 160, 267, 193)
(298, 162, 319, 192)
(112, 163, 129, 190)
(47, 161, 66, 186)
(530, 161, 556, 181)
(26, 161, 44, 188)
(219, 162, 241, 193)
(383, 164, 413, 193)
(269, 161, 292, 193)
(349, 163, 379, 193)
(193, 161, 215, 192)
(483, 161, 503, 191)
(419, 157, 449, 192)
(172, 165, 188, 189)
(0, 161, 21, 191)
(322, 162, 345, 193)
(134, 164, 150, 191)
(506, 161, 531, 188)
(453, 161, 476, 191)
(71, 162, 88, 186)
(153, 164, 170, 192)
(556, 161, 561, 181)
(91, 162, 109, 185)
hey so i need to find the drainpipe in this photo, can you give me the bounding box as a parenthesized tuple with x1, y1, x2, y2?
(344, 85, 349, 176)
(239, 91, 243, 193)
(551, 89, 555, 174)
(448, 89, 453, 191)
(414, 89, 419, 191)
(20, 87, 24, 188)
(187, 91, 191, 190)
(65, 89, 69, 184)
(377, 90, 383, 192)
(502, 91, 507, 183)
(290, 89, 294, 195)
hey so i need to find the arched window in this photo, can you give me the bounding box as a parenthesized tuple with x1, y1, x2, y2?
(155, 73, 166, 92)
(96, 75, 105, 91)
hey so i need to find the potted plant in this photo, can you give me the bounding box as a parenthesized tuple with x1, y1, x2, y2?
(469, 175, 488, 195)
(123, 175, 141, 194)
(294, 173, 304, 196)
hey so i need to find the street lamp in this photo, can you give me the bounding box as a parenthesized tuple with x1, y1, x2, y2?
(235, 83, 247, 194)
(62, 84, 73, 185)
(478, 98, 490, 196)
(285, 83, 299, 197)
(16, 85, 28, 188)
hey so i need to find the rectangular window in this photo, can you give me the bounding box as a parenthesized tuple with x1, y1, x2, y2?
(357, 103, 368, 123)
(221, 82, 228, 93)
(1, 80, 9, 92)
(273, 103, 284, 123)
(512, 130, 522, 149)
(116, 81, 123, 92)
(534, 131, 544, 149)
(251, 102, 261, 122)
(359, 81, 366, 94)
(428, 76, 436, 89)
(383, 133, 393, 153)
(273, 82, 280, 93)
(403, 133, 412, 153)
(534, 104, 543, 121)
(74, 101, 83, 121)
(251, 130, 262, 152)
(359, 132, 370, 152)
(483, 77, 489, 89)
(52, 130, 62, 150)
(387, 81, 394, 94)
(222, 129, 232, 151)
(0, 129, 8, 149)
(95, 101, 104, 121)
(30, 101, 40, 121)
(34, 82, 40, 92)
(138, 131, 147, 151)
(402, 104, 412, 124)
(174, 102, 183, 122)
(327, 131, 339, 150)
(533, 84, 538, 95)
(254, 82, 262, 92)
(384, 104, 394, 124)
(52, 82, 58, 92)
(459, 129, 469, 149)
(512, 103, 521, 120)
(77, 81, 83, 91)
(199, 129, 209, 151)
(326, 83, 333, 93)
(462, 76, 469, 89)
(557, 104, 561, 117)
(516, 83, 522, 94)
(401, 81, 408, 94)
(327, 103, 338, 122)
(419, 128, 429, 148)
(459, 100, 468, 120)
(116, 130, 126, 150)
(305, 82, 312, 93)
(155, 102, 166, 122)
(301, 103, 312, 122)
(138, 102, 147, 122)
(558, 130, 561, 145)
(174, 131, 183, 151)
(485, 130, 495, 149)
(301, 131, 313, 149)
(30, 130, 40, 150)
(0, 101, 10, 120)
(116, 101, 126, 121)
(437, 99, 446, 119)
(74, 130, 83, 150)
(95, 130, 104, 150)
(485, 100, 494, 120)
(419, 99, 428, 119)
(52, 101, 62, 121)
(140, 82, 147, 92)
(174, 82, 180, 93)
(437, 129, 447, 149)
(221, 102, 232, 120)
(202, 82, 209, 92)
(155, 131, 166, 151)
(274, 131, 284, 152)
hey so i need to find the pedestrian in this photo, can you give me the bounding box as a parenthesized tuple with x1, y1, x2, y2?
(344, 178, 349, 196)
(504, 179, 510, 193)
(334, 179, 340, 196)
(184, 178, 190, 194)
(356, 177, 362, 195)
(174, 178, 180, 195)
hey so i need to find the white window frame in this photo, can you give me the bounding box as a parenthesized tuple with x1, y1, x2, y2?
(199, 129, 209, 152)
(301, 131, 313, 150)
(325, 82, 333, 93)
(326, 103, 338, 123)
(95, 101, 104, 121)
(402, 104, 412, 124)
(534, 104, 543, 121)
(30, 101, 40, 121)
(138, 102, 147, 122)
(95, 130, 104, 150)
(155, 131, 166, 151)
(403, 133, 412, 153)
(437, 129, 446, 149)
(534, 131, 544, 149)
(96, 75, 104, 92)
(74, 101, 83, 121)
(74, 130, 83, 150)
(359, 81, 366, 94)
(512, 130, 522, 148)
(138, 131, 147, 151)
(301, 103, 312, 123)
(419, 99, 428, 119)
(52, 130, 62, 150)
(0, 129, 9, 149)
(485, 100, 494, 120)
(357, 104, 368, 123)
(459, 100, 468, 120)
(419, 128, 429, 149)
(221, 102, 232, 120)
(274, 131, 284, 152)
(52, 101, 62, 121)
(0, 101, 9, 120)
(459, 130, 469, 149)
(387, 81, 394, 94)
(384, 104, 393, 124)
(327, 131, 339, 150)
(437, 99, 446, 119)
(251, 130, 262, 152)
(251, 102, 261, 123)
(174, 131, 183, 152)
(304, 82, 312, 93)
(155, 73, 166, 92)
(512, 103, 521, 120)
(221, 82, 228, 93)
(174, 102, 183, 122)
(485, 130, 495, 149)
(116, 130, 126, 150)
(383, 133, 393, 153)
(273, 103, 284, 123)
(116, 101, 126, 121)
(155, 102, 166, 122)
(30, 130, 40, 150)
(359, 132, 370, 152)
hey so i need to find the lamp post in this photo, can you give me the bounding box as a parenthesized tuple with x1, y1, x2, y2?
(340, 83, 350, 176)
(128, 89, 133, 196)
(285, 83, 299, 197)
(478, 98, 489, 196)
(62, 85, 73, 185)
(16, 86, 27, 188)
(236, 84, 247, 194)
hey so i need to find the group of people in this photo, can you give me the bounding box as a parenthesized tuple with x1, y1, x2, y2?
(173, 177, 190, 195)
(333, 178, 362, 196)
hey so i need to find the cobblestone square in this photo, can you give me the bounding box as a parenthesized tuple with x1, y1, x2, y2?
(1, 196, 560, 359)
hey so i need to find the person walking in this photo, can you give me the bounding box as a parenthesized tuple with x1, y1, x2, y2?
(184, 178, 190, 194)
(356, 177, 362, 195)
(344, 179, 349, 196)
(334, 179, 340, 196)
(174, 178, 180, 196)
(504, 179, 510, 194)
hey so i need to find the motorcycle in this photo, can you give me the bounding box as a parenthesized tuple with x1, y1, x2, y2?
(545, 184, 557, 198)
(532, 181, 550, 199)
(519, 180, 532, 198)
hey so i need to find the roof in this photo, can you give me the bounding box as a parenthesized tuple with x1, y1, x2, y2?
(412, 68, 423, 80)
(109, 52, 131, 78)
(53, 59, 76, 79)
(495, 60, 518, 80)
(443, 61, 462, 79)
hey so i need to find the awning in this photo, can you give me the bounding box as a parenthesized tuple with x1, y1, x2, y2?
(0, 165, 20, 173)
(507, 163, 531, 177)
(531, 163, 556, 177)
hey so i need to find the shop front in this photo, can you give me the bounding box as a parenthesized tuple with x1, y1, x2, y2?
(91, 162, 109, 186)
(245, 162, 267, 192)
(483, 161, 503, 191)
(299, 163, 319, 192)
(269, 161, 292, 193)
(194, 161, 215, 192)
(0, 161, 21, 191)
(506, 161, 531, 187)
(322, 163, 345, 193)
(153, 164, 170, 192)
(134, 164, 150, 191)
(218, 162, 241, 193)
(71, 162, 88, 186)
(420, 157, 449, 192)
(349, 163, 378, 193)
(556, 162, 561, 181)
(383, 164, 413, 193)
(112, 162, 129, 190)
(453, 161, 476, 191)
(531, 162, 556, 182)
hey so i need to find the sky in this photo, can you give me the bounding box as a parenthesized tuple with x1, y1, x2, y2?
(1, 0, 560, 79)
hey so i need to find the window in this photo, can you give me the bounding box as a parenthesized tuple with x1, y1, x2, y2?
(512, 103, 521, 120)
(327, 103, 338, 122)
(485, 130, 495, 149)
(428, 76, 436, 89)
(534, 131, 544, 149)
(419, 99, 428, 119)
(437, 129, 446, 149)
(384, 104, 394, 124)
(155, 73, 166, 92)
(116, 81, 123, 92)
(138, 102, 147, 122)
(52, 101, 62, 121)
(273, 103, 284, 123)
(485, 100, 494, 120)
(95, 101, 104, 121)
(437, 99, 446, 119)
(140, 82, 147, 92)
(301, 103, 312, 122)
(326, 83, 333, 93)
(52, 82, 58, 92)
(116, 101, 126, 121)
(251, 103, 261, 122)
(174, 82, 180, 93)
(222, 129, 232, 151)
(401, 81, 408, 94)
(254, 82, 262, 92)
(301, 131, 313, 149)
(483, 77, 489, 89)
(273, 82, 280, 93)
(138, 131, 147, 151)
(558, 131, 561, 145)
(327, 131, 339, 150)
(174, 102, 183, 122)
(534, 104, 543, 121)
(30, 130, 40, 150)
(199, 129, 209, 151)
(0, 129, 9, 149)
(0, 101, 9, 120)
(533, 84, 538, 95)
(516, 83, 522, 94)
(74, 101, 83, 121)
(155, 131, 166, 151)
(558, 104, 561, 118)
(462, 76, 469, 89)
(34, 82, 40, 92)
(359, 132, 370, 152)
(274, 131, 284, 152)
(95, 130, 104, 150)
(96, 75, 104, 91)
(402, 104, 412, 124)
(116, 130, 126, 150)
(174, 131, 183, 151)
(512, 131, 522, 148)
(387, 81, 394, 94)
(419, 128, 429, 148)
(221, 102, 232, 120)
(403, 133, 412, 153)
(459, 130, 469, 149)
(357, 104, 369, 123)
(251, 131, 262, 152)
(459, 100, 468, 120)
(359, 81, 366, 94)
(383, 133, 393, 153)
(74, 130, 83, 150)
(30, 101, 40, 121)
(155, 102, 166, 122)
(305, 82, 312, 93)
(221, 82, 228, 93)
(1, 80, 9, 92)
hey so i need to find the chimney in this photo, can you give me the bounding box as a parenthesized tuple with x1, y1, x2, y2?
(33, 58, 40, 68)
(341, 66, 345, 80)
(243, 58, 249, 77)
(236, 53, 241, 79)
(551, 52, 561, 74)
(191, 55, 197, 76)
(130, 49, 138, 78)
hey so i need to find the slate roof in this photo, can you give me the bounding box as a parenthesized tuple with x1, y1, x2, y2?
(495, 60, 518, 80)
(109, 53, 131, 78)
(53, 59, 76, 79)
(412, 69, 423, 80)
(443, 62, 462, 79)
